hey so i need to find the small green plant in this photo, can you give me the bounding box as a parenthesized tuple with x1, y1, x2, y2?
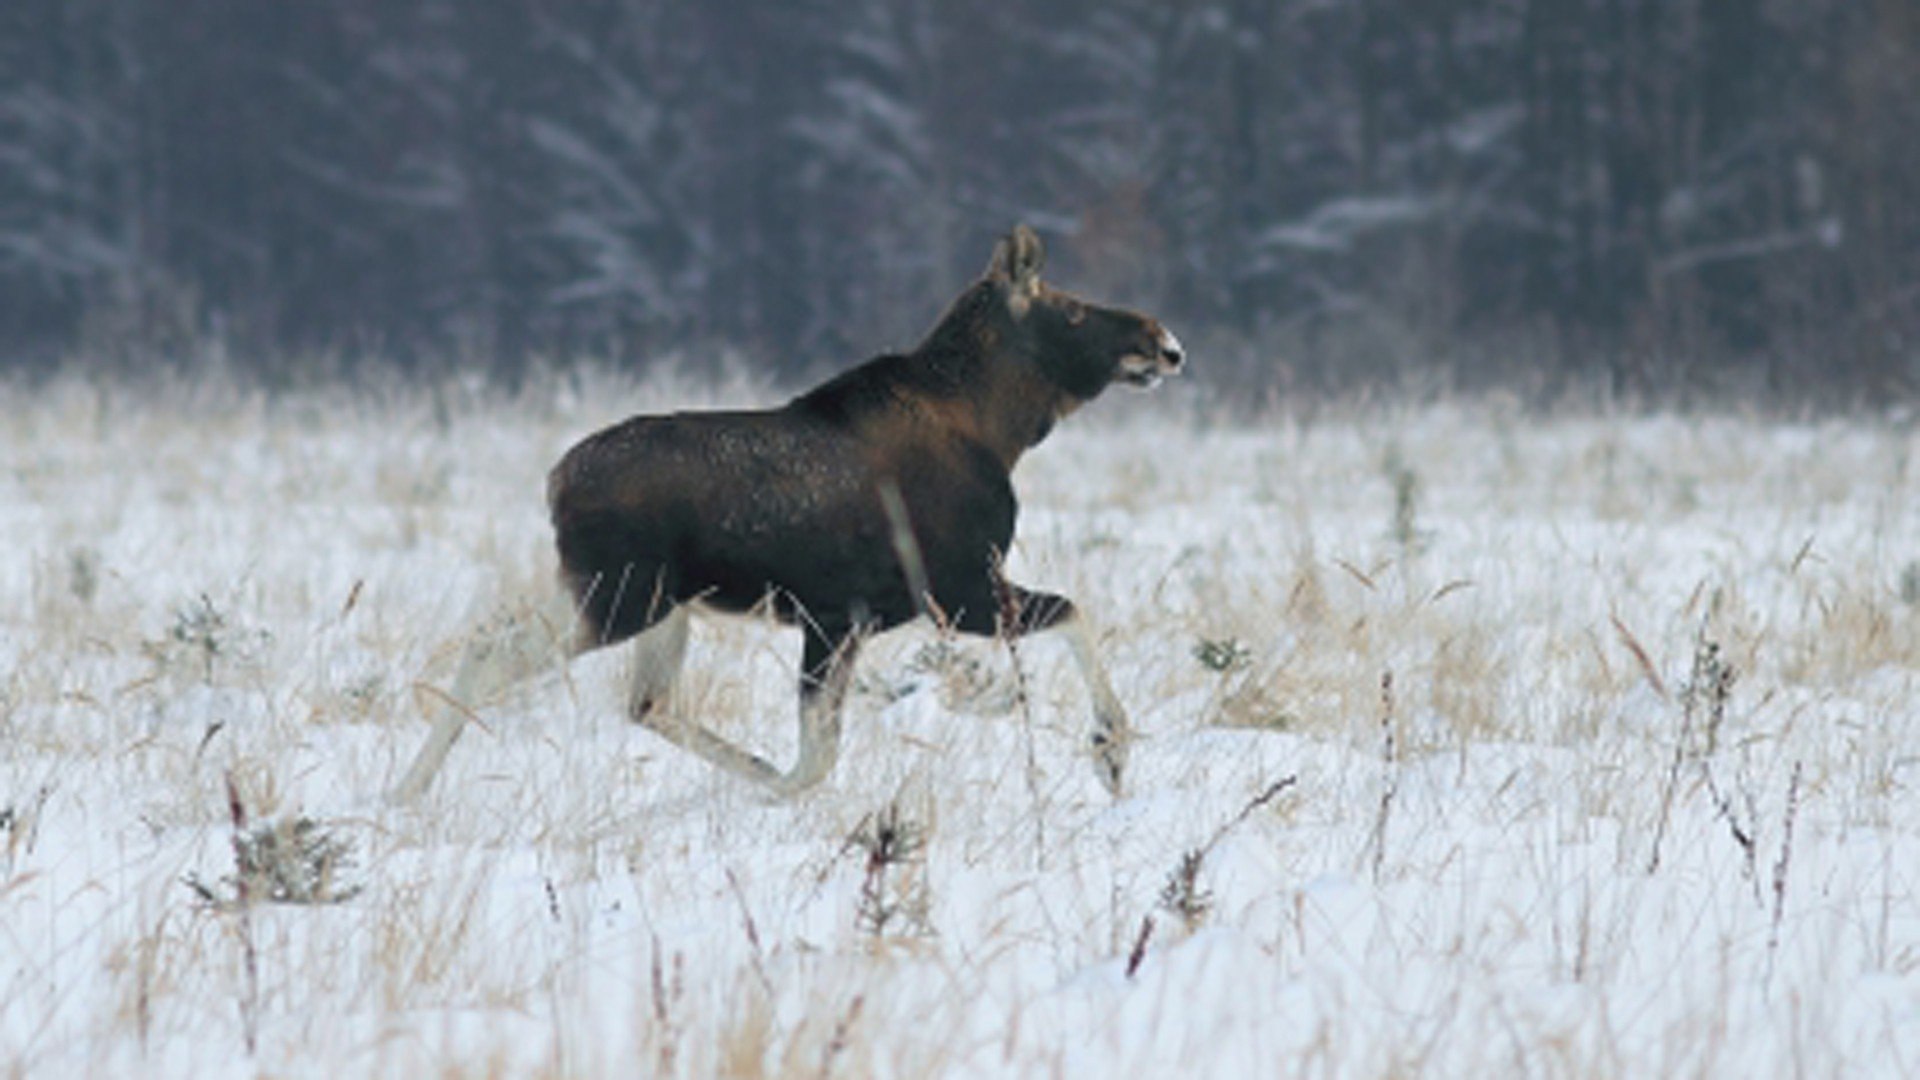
(1651, 631, 1737, 873)
(1158, 850, 1213, 929)
(2, 784, 53, 872)
(145, 592, 271, 685)
(187, 815, 362, 907)
(1686, 637, 1736, 756)
(1154, 776, 1298, 936)
(170, 593, 228, 681)
(1383, 446, 1430, 553)
(904, 639, 1005, 712)
(849, 802, 931, 938)
(1193, 637, 1251, 673)
(68, 547, 100, 603)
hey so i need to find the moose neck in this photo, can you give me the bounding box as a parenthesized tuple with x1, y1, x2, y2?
(967, 349, 1082, 469)
(911, 288, 1086, 470)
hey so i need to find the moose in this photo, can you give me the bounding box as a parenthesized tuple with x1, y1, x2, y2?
(391, 225, 1184, 802)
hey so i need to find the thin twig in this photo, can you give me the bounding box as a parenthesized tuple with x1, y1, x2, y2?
(649, 936, 681, 1076)
(1369, 671, 1397, 881)
(1202, 775, 1300, 858)
(1765, 761, 1803, 986)
(224, 772, 260, 1055)
(1701, 761, 1762, 905)
(1125, 915, 1156, 979)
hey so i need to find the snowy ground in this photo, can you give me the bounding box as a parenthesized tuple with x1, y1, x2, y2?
(3, 368, 1918, 1077)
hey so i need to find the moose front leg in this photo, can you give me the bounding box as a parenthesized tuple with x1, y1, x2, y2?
(992, 583, 1134, 797)
(632, 624, 861, 797)
(1061, 611, 1132, 794)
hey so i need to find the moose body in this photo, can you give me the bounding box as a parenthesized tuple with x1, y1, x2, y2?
(392, 225, 1183, 801)
(550, 389, 1009, 646)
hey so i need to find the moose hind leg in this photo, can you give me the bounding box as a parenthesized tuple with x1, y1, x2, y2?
(390, 588, 582, 804)
(631, 624, 861, 797)
(626, 604, 690, 721)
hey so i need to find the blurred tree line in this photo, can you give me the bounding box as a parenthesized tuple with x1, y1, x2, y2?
(2, 0, 1916, 397)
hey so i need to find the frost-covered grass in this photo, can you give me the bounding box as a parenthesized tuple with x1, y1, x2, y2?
(3, 369, 1918, 1077)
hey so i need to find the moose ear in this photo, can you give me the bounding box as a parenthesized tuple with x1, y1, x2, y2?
(986, 224, 1045, 313)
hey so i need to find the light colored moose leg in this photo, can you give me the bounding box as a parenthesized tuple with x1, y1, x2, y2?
(626, 603, 690, 721)
(1057, 613, 1133, 797)
(632, 632, 860, 797)
(388, 590, 579, 804)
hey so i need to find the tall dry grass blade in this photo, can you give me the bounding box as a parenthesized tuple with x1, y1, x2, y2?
(877, 480, 934, 618)
(1610, 613, 1669, 700)
(724, 867, 776, 998)
(815, 994, 865, 1080)
(990, 554, 1047, 870)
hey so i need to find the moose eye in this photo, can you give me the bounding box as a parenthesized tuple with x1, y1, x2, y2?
(1064, 300, 1088, 326)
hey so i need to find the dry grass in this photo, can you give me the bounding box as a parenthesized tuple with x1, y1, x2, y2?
(3, 370, 1918, 1076)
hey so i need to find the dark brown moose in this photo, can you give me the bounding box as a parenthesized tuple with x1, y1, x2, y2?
(393, 225, 1184, 802)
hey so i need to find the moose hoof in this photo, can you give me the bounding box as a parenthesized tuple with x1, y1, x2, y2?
(1089, 725, 1128, 798)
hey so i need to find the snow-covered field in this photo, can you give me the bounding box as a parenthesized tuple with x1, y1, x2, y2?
(3, 369, 1918, 1077)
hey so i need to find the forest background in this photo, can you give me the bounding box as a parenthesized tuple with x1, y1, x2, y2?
(4, 0, 1917, 402)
